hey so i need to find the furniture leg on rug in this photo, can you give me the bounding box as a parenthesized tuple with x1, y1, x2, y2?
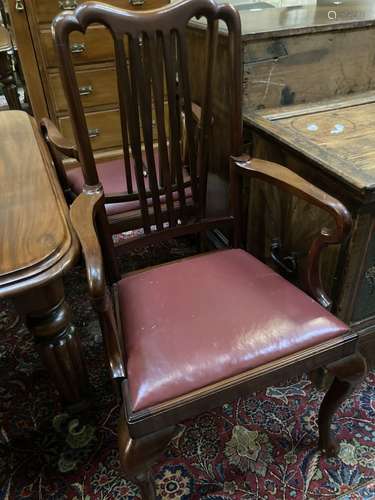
(12, 279, 90, 411)
(318, 353, 367, 456)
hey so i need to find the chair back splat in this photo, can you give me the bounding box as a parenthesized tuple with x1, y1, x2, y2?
(52, 0, 242, 280)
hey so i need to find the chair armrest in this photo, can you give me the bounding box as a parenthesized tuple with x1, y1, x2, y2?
(40, 118, 79, 160)
(70, 189, 106, 300)
(231, 155, 352, 309)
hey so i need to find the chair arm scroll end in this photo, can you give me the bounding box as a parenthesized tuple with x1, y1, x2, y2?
(40, 117, 79, 160)
(230, 156, 352, 308)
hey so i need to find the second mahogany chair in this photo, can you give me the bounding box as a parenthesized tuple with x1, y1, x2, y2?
(52, 0, 366, 497)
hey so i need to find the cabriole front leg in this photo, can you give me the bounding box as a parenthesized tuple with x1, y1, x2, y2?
(318, 352, 367, 456)
(13, 278, 90, 411)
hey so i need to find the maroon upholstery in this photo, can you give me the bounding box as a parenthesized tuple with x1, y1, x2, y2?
(67, 154, 192, 216)
(118, 249, 348, 412)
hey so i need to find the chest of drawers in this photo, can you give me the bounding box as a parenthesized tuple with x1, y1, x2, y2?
(6, 0, 169, 160)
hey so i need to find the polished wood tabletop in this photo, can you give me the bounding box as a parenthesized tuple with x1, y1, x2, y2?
(0, 110, 78, 293)
(0, 110, 89, 410)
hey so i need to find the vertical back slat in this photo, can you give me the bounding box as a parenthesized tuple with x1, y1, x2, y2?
(196, 19, 218, 216)
(228, 19, 242, 156)
(148, 32, 176, 227)
(176, 30, 199, 205)
(121, 34, 152, 233)
(132, 34, 163, 231)
(163, 29, 186, 221)
(114, 37, 133, 194)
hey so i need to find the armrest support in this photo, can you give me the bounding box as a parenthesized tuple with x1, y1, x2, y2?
(231, 155, 352, 309)
(40, 118, 79, 160)
(70, 188, 106, 300)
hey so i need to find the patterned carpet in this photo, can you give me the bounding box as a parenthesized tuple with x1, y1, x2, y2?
(1, 239, 374, 499)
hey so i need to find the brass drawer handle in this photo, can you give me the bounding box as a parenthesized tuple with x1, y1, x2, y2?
(15, 0, 25, 11)
(79, 85, 93, 96)
(59, 0, 78, 10)
(129, 0, 145, 5)
(88, 128, 100, 139)
(71, 42, 86, 54)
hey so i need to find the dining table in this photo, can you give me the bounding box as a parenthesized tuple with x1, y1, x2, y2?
(0, 109, 89, 410)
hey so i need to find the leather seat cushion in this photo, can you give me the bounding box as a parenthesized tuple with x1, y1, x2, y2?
(118, 248, 348, 412)
(67, 154, 192, 216)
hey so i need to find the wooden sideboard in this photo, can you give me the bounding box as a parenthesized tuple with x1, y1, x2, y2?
(189, 0, 375, 360)
(188, 1, 375, 218)
(245, 95, 375, 361)
(5, 0, 168, 162)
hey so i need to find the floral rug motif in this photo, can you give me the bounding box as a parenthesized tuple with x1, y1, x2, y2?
(0, 240, 374, 499)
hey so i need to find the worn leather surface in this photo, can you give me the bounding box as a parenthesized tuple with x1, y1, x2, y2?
(118, 249, 348, 412)
(67, 155, 192, 216)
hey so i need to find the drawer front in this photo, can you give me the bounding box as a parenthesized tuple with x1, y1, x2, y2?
(49, 67, 118, 112)
(59, 103, 169, 151)
(34, 0, 170, 25)
(40, 26, 115, 68)
(59, 109, 122, 151)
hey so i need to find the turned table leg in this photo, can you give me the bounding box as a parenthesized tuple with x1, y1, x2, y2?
(13, 278, 90, 411)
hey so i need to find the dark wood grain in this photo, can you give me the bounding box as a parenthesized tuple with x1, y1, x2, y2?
(0, 111, 77, 290)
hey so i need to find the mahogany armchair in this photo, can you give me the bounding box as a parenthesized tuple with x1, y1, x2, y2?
(53, 0, 366, 497)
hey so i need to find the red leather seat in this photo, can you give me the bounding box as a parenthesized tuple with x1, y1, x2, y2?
(118, 248, 348, 412)
(67, 155, 192, 216)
